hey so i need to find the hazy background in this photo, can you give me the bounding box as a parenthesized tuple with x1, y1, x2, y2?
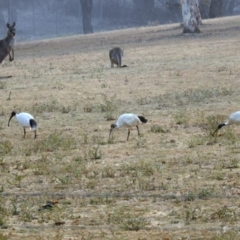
(0, 0, 240, 42)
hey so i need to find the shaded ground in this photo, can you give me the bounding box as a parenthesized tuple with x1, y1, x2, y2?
(0, 16, 240, 240)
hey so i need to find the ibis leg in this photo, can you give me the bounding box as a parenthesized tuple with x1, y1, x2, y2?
(127, 129, 130, 141)
(109, 129, 113, 141)
(136, 126, 140, 137)
(34, 130, 37, 139)
(23, 128, 26, 138)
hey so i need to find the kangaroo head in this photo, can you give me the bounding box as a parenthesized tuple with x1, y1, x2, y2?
(6, 22, 16, 37)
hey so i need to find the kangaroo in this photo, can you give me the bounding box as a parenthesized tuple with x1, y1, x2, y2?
(109, 47, 127, 68)
(0, 22, 16, 64)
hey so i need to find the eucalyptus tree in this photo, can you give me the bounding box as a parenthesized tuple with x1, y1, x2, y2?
(79, 0, 93, 34)
(181, 0, 202, 33)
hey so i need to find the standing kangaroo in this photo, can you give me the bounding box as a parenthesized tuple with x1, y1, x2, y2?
(109, 47, 127, 68)
(0, 22, 16, 64)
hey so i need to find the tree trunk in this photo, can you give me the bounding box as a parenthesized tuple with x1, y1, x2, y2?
(181, 0, 201, 33)
(32, 0, 36, 36)
(133, 0, 154, 24)
(209, 0, 223, 18)
(222, 0, 236, 16)
(80, 0, 93, 34)
(8, 0, 17, 24)
(0, 11, 5, 37)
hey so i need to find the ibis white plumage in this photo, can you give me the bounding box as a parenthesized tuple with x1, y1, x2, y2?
(213, 111, 240, 135)
(8, 111, 38, 139)
(109, 113, 148, 141)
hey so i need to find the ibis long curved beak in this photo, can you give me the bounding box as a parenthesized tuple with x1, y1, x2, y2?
(8, 113, 14, 127)
(212, 128, 219, 136)
(212, 123, 225, 136)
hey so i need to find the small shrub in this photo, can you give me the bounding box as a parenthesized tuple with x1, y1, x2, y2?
(99, 94, 117, 120)
(188, 135, 205, 148)
(135, 138, 146, 148)
(215, 171, 224, 181)
(184, 192, 195, 202)
(85, 145, 102, 160)
(0, 233, 8, 240)
(225, 159, 239, 169)
(174, 111, 189, 125)
(0, 82, 6, 90)
(101, 83, 107, 88)
(83, 107, 92, 112)
(86, 179, 97, 189)
(198, 189, 212, 200)
(32, 99, 73, 115)
(0, 140, 13, 155)
(137, 96, 150, 105)
(222, 128, 239, 144)
(32, 155, 52, 175)
(210, 231, 239, 240)
(122, 216, 147, 231)
(26, 132, 77, 154)
(107, 207, 147, 231)
(150, 125, 168, 133)
(32, 99, 61, 114)
(92, 135, 107, 145)
(102, 165, 115, 178)
(211, 206, 236, 221)
(62, 106, 71, 113)
(205, 114, 226, 136)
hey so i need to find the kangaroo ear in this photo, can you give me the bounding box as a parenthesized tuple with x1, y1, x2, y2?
(12, 22, 16, 27)
(6, 23, 10, 28)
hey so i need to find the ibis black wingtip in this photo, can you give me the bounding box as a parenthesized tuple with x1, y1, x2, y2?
(138, 116, 148, 123)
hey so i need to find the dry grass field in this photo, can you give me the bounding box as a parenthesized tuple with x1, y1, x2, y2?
(0, 15, 240, 240)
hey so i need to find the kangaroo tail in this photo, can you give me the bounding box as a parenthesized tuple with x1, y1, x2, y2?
(138, 116, 148, 123)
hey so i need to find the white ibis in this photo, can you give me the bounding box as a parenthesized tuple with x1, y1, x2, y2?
(109, 113, 148, 141)
(213, 111, 240, 135)
(8, 111, 37, 139)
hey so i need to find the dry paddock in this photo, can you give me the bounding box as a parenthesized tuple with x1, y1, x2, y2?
(0, 16, 240, 240)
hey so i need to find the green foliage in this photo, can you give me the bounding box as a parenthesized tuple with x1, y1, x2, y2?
(0, 140, 13, 155)
(99, 94, 117, 120)
(184, 207, 200, 225)
(188, 135, 206, 148)
(107, 207, 147, 231)
(211, 206, 237, 222)
(102, 165, 115, 178)
(0, 233, 8, 240)
(174, 111, 189, 125)
(135, 137, 146, 148)
(84, 145, 102, 160)
(184, 192, 195, 202)
(26, 132, 77, 154)
(150, 124, 168, 133)
(197, 189, 212, 200)
(0, 197, 7, 228)
(204, 114, 226, 136)
(0, 81, 6, 90)
(32, 99, 74, 114)
(32, 155, 51, 175)
(156, 87, 234, 108)
(224, 159, 239, 169)
(91, 135, 107, 145)
(89, 197, 115, 205)
(137, 96, 150, 105)
(210, 231, 239, 240)
(121, 160, 155, 178)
